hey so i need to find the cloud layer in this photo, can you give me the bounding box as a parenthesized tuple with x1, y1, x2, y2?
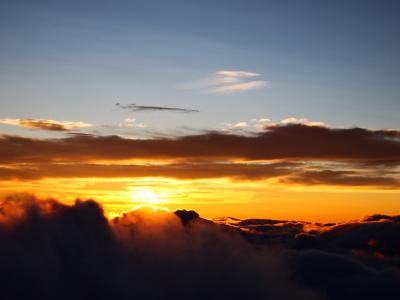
(0, 195, 321, 300)
(0, 124, 399, 188)
(1, 124, 399, 163)
(1, 194, 399, 300)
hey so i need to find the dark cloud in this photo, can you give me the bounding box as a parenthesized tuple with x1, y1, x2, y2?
(0, 194, 321, 300)
(116, 103, 199, 113)
(1, 124, 399, 163)
(1, 194, 400, 299)
(0, 162, 295, 181)
(282, 170, 400, 188)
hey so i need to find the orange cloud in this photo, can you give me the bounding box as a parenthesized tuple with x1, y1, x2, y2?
(0, 118, 93, 131)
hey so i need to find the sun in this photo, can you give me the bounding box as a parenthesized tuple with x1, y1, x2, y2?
(131, 189, 167, 205)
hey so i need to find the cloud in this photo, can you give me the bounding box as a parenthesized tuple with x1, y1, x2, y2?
(0, 118, 93, 131)
(208, 80, 268, 94)
(1, 161, 398, 188)
(1, 124, 398, 163)
(0, 194, 322, 300)
(0, 124, 399, 188)
(0, 162, 295, 181)
(280, 117, 326, 127)
(178, 70, 269, 94)
(223, 117, 326, 133)
(1, 194, 400, 300)
(116, 103, 199, 113)
(282, 170, 400, 188)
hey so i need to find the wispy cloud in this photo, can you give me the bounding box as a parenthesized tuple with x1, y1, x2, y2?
(0, 118, 93, 132)
(208, 80, 268, 94)
(116, 103, 199, 113)
(178, 70, 270, 94)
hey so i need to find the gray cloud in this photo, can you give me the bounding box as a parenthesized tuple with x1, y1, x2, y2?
(116, 103, 199, 113)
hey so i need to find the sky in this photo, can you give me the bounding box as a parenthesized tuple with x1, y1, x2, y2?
(1, 0, 400, 222)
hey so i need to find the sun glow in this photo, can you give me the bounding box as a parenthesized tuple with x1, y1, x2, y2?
(131, 189, 167, 205)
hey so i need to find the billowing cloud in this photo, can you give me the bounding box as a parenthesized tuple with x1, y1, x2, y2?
(0, 194, 322, 300)
(178, 70, 269, 94)
(116, 103, 199, 113)
(0, 118, 93, 131)
(1, 194, 399, 300)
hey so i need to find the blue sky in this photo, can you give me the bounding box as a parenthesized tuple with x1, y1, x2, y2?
(1, 0, 399, 137)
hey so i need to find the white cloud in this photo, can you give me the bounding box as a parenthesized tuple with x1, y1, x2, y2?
(208, 80, 268, 94)
(177, 70, 269, 94)
(222, 117, 326, 133)
(280, 117, 326, 127)
(118, 118, 146, 128)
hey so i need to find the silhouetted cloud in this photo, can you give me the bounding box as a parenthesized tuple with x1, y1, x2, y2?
(1, 194, 399, 300)
(0, 162, 296, 181)
(0, 118, 93, 131)
(0, 124, 399, 188)
(116, 103, 199, 113)
(0, 194, 322, 300)
(282, 170, 400, 188)
(1, 124, 399, 163)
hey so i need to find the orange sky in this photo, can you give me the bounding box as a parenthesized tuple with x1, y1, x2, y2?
(1, 124, 399, 222)
(2, 176, 399, 222)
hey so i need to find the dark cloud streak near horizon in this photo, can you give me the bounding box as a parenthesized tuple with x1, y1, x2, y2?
(1, 124, 399, 187)
(1, 124, 400, 163)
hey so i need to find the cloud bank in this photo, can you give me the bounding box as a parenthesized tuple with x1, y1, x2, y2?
(1, 124, 399, 163)
(1, 194, 399, 300)
(0, 124, 399, 188)
(0, 194, 321, 300)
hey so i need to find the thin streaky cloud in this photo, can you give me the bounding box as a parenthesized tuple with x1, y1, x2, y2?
(177, 70, 269, 94)
(208, 80, 268, 94)
(0, 118, 93, 132)
(116, 103, 199, 113)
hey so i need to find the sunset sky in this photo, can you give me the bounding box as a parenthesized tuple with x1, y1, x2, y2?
(1, 0, 400, 222)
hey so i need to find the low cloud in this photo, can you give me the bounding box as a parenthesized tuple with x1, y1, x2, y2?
(178, 70, 269, 94)
(116, 103, 199, 113)
(0, 194, 322, 300)
(0, 118, 93, 132)
(1, 194, 399, 300)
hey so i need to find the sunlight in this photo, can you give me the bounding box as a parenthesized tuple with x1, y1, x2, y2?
(131, 188, 167, 205)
